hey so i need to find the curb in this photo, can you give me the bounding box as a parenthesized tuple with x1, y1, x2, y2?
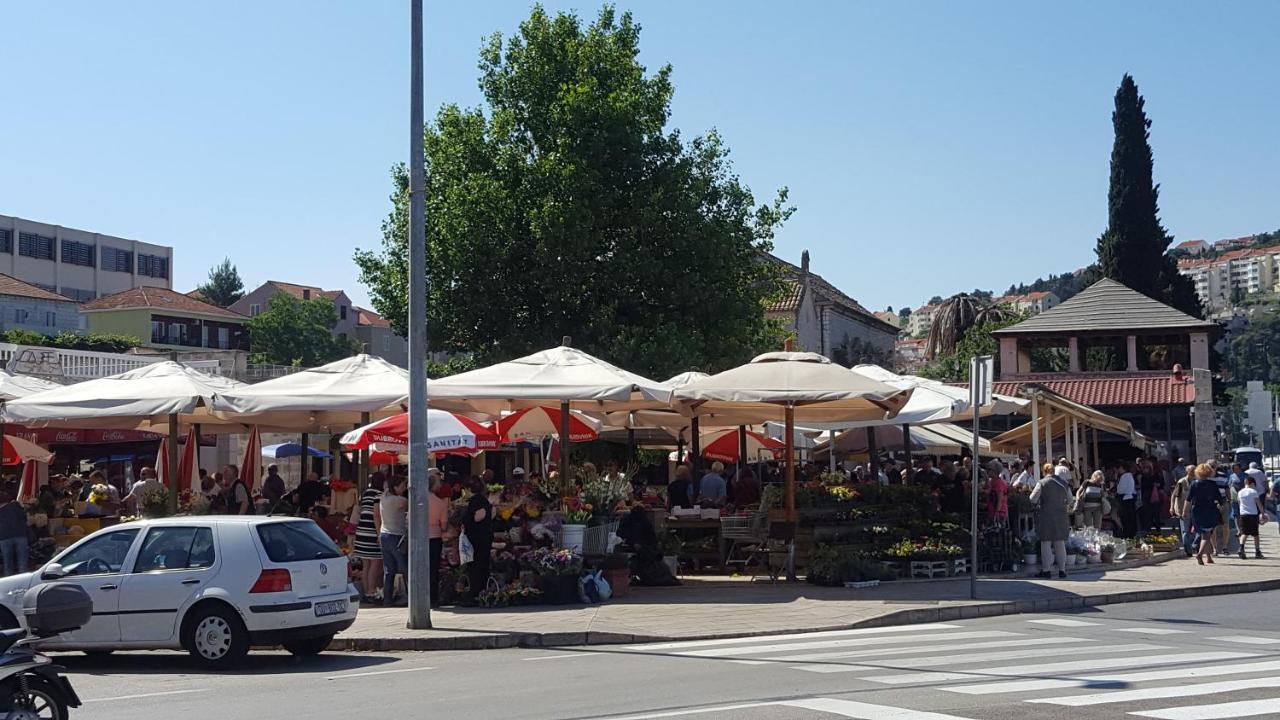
(331, 571, 1280, 652)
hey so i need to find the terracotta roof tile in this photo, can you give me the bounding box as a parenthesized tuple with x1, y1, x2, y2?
(767, 278, 805, 313)
(267, 280, 343, 302)
(992, 278, 1214, 335)
(992, 377, 1195, 407)
(355, 306, 390, 328)
(0, 274, 75, 303)
(81, 287, 246, 319)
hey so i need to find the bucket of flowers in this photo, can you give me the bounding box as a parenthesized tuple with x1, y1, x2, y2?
(522, 547, 582, 604)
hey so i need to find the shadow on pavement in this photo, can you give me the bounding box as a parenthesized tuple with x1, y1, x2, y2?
(52, 650, 401, 676)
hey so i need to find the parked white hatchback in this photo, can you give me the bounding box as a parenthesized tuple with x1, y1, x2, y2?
(0, 516, 359, 667)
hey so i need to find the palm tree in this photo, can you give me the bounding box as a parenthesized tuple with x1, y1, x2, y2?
(925, 294, 1013, 360)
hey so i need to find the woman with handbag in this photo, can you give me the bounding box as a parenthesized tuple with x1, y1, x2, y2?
(1031, 470, 1071, 579)
(1188, 463, 1223, 564)
(461, 476, 494, 606)
(1076, 471, 1106, 530)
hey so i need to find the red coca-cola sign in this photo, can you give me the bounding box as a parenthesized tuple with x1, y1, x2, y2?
(8, 426, 164, 445)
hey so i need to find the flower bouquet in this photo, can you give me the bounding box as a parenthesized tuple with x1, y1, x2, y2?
(140, 489, 171, 518)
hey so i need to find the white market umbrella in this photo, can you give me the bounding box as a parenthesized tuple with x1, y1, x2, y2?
(847, 364, 1027, 426)
(429, 342, 671, 469)
(1, 361, 242, 429)
(673, 350, 911, 519)
(211, 354, 409, 430)
(0, 370, 61, 402)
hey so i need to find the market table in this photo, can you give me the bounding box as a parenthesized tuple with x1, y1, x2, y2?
(662, 517, 724, 572)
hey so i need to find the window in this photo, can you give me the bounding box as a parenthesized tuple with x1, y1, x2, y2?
(55, 528, 140, 576)
(12, 309, 29, 324)
(0, 229, 10, 254)
(256, 521, 341, 563)
(339, 305, 347, 320)
(133, 526, 215, 572)
(44, 312, 55, 327)
(167, 322, 186, 345)
(59, 239, 95, 267)
(217, 327, 229, 349)
(249, 303, 261, 317)
(150, 320, 164, 344)
(137, 253, 169, 279)
(18, 232, 55, 260)
(101, 246, 132, 273)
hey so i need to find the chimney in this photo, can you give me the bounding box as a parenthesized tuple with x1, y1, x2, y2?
(302, 288, 311, 300)
(801, 250, 810, 274)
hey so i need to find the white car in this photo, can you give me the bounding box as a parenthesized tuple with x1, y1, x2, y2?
(0, 516, 359, 668)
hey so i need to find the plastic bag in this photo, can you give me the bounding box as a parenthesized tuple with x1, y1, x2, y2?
(459, 530, 474, 565)
(592, 570, 612, 601)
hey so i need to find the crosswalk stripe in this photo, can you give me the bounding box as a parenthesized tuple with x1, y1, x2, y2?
(1113, 627, 1192, 635)
(1210, 635, 1280, 645)
(1030, 677, 1271, 706)
(945, 656, 1279, 695)
(752, 636, 1086, 664)
(867, 650, 1250, 685)
(782, 698, 978, 719)
(791, 643, 1166, 674)
(675, 630, 1018, 658)
(1129, 698, 1280, 719)
(624, 623, 962, 651)
(1027, 618, 1101, 627)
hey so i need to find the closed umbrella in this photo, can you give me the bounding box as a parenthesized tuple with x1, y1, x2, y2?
(177, 427, 199, 494)
(17, 461, 39, 504)
(495, 406, 601, 443)
(241, 426, 263, 493)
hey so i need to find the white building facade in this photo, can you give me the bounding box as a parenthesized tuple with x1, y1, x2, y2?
(0, 214, 172, 302)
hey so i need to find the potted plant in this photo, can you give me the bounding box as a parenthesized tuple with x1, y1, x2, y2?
(523, 547, 582, 604)
(599, 553, 632, 598)
(1099, 543, 1115, 563)
(561, 499, 591, 554)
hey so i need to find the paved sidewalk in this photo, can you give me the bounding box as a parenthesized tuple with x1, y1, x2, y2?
(333, 534, 1280, 651)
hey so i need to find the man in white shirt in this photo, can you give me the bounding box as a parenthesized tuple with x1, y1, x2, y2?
(1244, 462, 1268, 488)
(1237, 476, 1265, 559)
(124, 467, 165, 514)
(1010, 460, 1032, 490)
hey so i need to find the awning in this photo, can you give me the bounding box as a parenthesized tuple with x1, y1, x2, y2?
(990, 385, 1154, 453)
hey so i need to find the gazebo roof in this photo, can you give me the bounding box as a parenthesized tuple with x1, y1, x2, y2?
(991, 278, 1214, 336)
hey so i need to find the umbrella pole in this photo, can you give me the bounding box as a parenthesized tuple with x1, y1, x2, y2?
(300, 433, 310, 480)
(357, 412, 370, 493)
(903, 424, 913, 482)
(627, 428, 635, 466)
(738, 426, 748, 476)
(168, 412, 180, 514)
(690, 417, 701, 481)
(865, 427, 879, 482)
(558, 400, 570, 472)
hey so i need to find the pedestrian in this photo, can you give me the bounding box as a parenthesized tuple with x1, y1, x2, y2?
(733, 466, 761, 506)
(986, 460, 1009, 526)
(462, 475, 494, 605)
(123, 467, 164, 515)
(1188, 463, 1222, 564)
(427, 469, 450, 607)
(1010, 460, 1032, 491)
(1213, 470, 1234, 556)
(351, 472, 385, 603)
(1116, 462, 1138, 539)
(377, 475, 409, 607)
(1236, 475, 1266, 560)
(666, 465, 694, 509)
(1075, 471, 1106, 530)
(697, 462, 727, 506)
(0, 491, 28, 577)
(1169, 464, 1197, 557)
(262, 464, 286, 508)
(1030, 468, 1071, 579)
(219, 464, 252, 515)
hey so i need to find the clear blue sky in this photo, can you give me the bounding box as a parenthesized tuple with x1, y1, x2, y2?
(2, 2, 1277, 314)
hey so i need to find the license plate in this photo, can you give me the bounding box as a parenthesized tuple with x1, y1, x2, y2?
(314, 600, 347, 617)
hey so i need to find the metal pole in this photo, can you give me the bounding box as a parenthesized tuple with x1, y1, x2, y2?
(406, 0, 431, 629)
(1030, 396, 1041, 481)
(969, 361, 984, 600)
(828, 429, 837, 473)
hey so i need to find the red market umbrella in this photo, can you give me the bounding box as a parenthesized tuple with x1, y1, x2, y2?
(698, 428, 784, 463)
(241, 425, 263, 492)
(340, 410, 498, 452)
(495, 406, 600, 444)
(1, 435, 53, 466)
(17, 461, 39, 504)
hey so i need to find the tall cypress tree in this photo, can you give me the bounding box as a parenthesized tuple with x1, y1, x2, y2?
(1094, 74, 1201, 316)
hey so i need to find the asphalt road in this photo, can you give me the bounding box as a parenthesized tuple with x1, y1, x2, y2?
(59, 589, 1280, 720)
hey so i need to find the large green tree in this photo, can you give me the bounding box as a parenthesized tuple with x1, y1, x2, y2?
(195, 258, 245, 308)
(354, 5, 789, 379)
(1093, 74, 1201, 316)
(248, 293, 356, 367)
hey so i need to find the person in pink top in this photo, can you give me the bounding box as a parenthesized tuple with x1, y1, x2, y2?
(986, 460, 1009, 526)
(427, 468, 452, 608)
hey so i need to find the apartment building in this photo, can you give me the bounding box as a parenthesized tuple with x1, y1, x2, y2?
(1178, 247, 1278, 310)
(906, 304, 936, 337)
(0, 214, 172, 302)
(996, 290, 1061, 315)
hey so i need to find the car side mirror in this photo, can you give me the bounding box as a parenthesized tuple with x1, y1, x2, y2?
(40, 563, 66, 581)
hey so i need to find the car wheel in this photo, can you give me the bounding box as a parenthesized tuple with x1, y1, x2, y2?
(282, 634, 334, 657)
(183, 605, 249, 669)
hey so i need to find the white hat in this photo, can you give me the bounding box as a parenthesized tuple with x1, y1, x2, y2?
(512, 466, 526, 476)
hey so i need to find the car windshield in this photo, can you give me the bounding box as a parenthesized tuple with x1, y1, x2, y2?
(256, 521, 341, 563)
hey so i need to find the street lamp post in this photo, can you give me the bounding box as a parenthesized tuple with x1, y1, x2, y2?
(406, 0, 432, 629)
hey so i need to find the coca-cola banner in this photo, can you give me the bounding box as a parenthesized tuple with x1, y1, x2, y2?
(6, 427, 166, 445)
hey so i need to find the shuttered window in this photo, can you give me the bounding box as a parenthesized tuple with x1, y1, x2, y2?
(18, 232, 55, 260)
(60, 239, 95, 267)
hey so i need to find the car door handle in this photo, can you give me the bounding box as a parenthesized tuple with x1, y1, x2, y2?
(181, 579, 200, 585)
(99, 584, 118, 591)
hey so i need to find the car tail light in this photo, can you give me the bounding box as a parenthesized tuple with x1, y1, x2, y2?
(249, 569, 292, 593)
